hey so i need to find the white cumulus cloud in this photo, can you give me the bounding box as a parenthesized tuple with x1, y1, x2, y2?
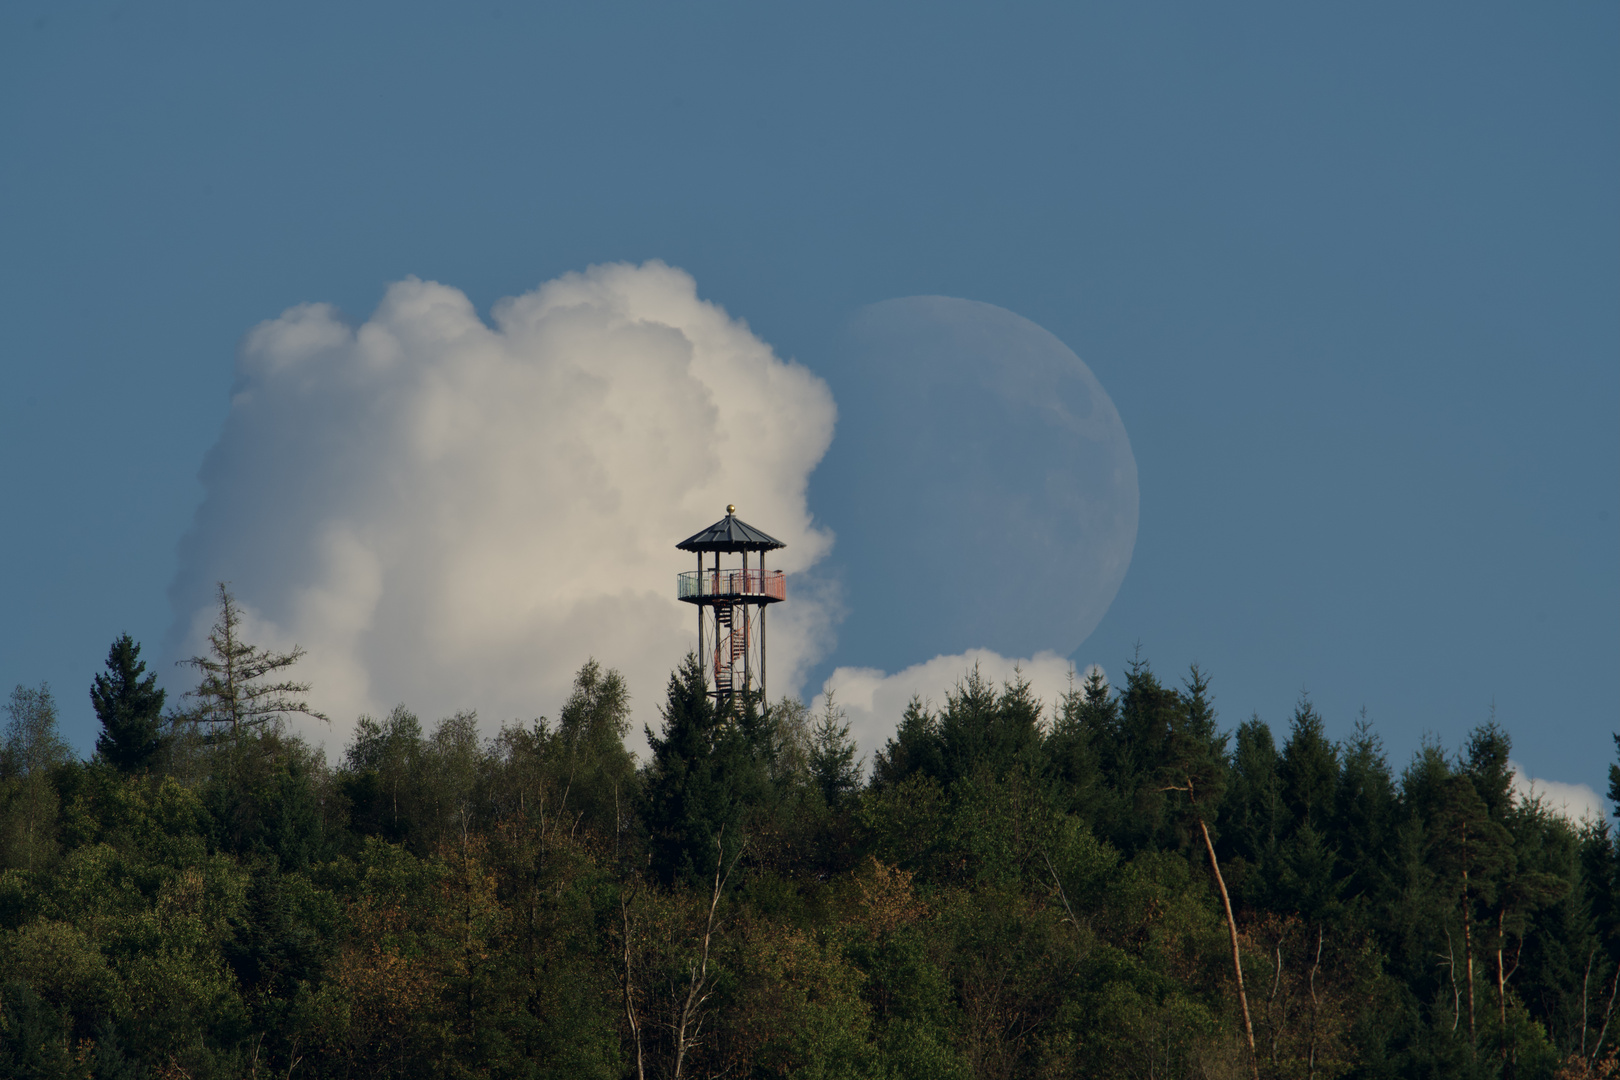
(167, 262, 837, 752)
(811, 649, 1095, 765)
(1510, 760, 1609, 824)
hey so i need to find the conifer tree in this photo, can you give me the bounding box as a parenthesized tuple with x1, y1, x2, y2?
(91, 633, 166, 772)
(643, 654, 770, 885)
(937, 664, 1004, 783)
(1274, 695, 1343, 920)
(178, 583, 328, 737)
(1155, 666, 1257, 1079)
(807, 691, 862, 809)
(1464, 715, 1515, 823)
(871, 695, 942, 787)
(1047, 668, 1104, 821)
(1096, 654, 1182, 852)
(1432, 771, 1513, 1046)
(1331, 712, 1396, 919)
(937, 665, 1043, 784)
(1278, 694, 1338, 833)
(1219, 715, 1285, 887)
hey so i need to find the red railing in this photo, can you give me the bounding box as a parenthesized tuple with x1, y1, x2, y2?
(677, 568, 786, 601)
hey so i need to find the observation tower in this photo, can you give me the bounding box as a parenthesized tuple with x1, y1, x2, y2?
(676, 505, 786, 704)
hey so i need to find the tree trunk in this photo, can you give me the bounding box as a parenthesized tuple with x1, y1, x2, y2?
(1308, 925, 1323, 1080)
(1443, 927, 1460, 1032)
(673, 831, 732, 1080)
(620, 887, 645, 1080)
(1581, 949, 1595, 1059)
(1592, 963, 1620, 1065)
(1463, 861, 1476, 1045)
(1496, 908, 1507, 1030)
(1198, 817, 1260, 1080)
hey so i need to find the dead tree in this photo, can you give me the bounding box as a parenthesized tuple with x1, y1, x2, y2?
(1165, 775, 1259, 1080)
(670, 828, 740, 1080)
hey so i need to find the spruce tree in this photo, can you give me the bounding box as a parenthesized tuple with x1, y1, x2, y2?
(871, 695, 943, 787)
(807, 691, 862, 809)
(1219, 715, 1284, 879)
(1463, 715, 1515, 823)
(937, 664, 1041, 783)
(91, 633, 166, 772)
(1278, 694, 1338, 833)
(643, 654, 770, 885)
(937, 664, 1001, 783)
(1331, 712, 1396, 919)
(1047, 669, 1104, 821)
(1097, 654, 1182, 853)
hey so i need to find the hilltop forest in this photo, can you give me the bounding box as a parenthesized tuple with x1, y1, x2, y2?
(3, 587, 1620, 1080)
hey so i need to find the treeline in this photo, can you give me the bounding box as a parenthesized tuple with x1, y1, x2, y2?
(2, 592, 1619, 1079)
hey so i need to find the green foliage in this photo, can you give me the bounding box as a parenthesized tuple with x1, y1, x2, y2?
(1279, 694, 1338, 834)
(0, 980, 76, 1078)
(2, 683, 72, 875)
(2, 684, 71, 778)
(939, 665, 1042, 785)
(178, 582, 329, 738)
(7, 643, 1620, 1080)
(807, 691, 863, 810)
(343, 704, 426, 845)
(872, 694, 944, 787)
(642, 653, 773, 886)
(1046, 668, 1105, 821)
(551, 658, 637, 836)
(92, 634, 167, 774)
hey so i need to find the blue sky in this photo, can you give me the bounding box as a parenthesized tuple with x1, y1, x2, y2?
(2, 3, 1615, 798)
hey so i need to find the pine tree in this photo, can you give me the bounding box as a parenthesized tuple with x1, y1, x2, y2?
(643, 654, 771, 885)
(1331, 712, 1396, 921)
(1278, 694, 1338, 833)
(1463, 714, 1515, 823)
(807, 690, 862, 809)
(1431, 771, 1512, 1046)
(937, 664, 1007, 783)
(1155, 665, 1258, 1079)
(91, 633, 166, 772)
(871, 695, 943, 787)
(1273, 695, 1343, 921)
(1047, 668, 1104, 821)
(1096, 654, 1182, 854)
(1219, 714, 1285, 901)
(178, 583, 328, 737)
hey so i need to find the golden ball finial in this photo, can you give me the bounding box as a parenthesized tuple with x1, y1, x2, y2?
(726, 504, 736, 515)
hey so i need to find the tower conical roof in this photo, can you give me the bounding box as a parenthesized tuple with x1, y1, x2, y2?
(676, 508, 786, 552)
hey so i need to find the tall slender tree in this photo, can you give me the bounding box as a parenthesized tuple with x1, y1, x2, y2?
(1, 683, 71, 871)
(177, 583, 328, 737)
(642, 654, 771, 885)
(91, 634, 166, 772)
(871, 695, 943, 787)
(807, 691, 863, 809)
(1156, 666, 1257, 1080)
(1046, 668, 1105, 822)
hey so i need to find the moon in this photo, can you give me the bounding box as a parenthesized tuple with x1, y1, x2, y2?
(808, 296, 1138, 673)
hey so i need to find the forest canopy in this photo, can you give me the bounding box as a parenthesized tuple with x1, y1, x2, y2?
(2, 587, 1618, 1080)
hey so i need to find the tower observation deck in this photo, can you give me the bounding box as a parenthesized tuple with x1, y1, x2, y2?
(676, 506, 785, 703)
